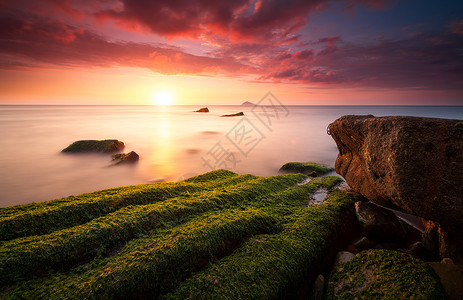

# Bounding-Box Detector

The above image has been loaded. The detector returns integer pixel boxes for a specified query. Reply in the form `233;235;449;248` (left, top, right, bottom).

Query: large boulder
62;139;124;153
328;115;463;234
194;107;209;112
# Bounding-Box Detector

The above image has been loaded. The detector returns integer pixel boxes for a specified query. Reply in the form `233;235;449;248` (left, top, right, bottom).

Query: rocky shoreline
0;115;460;299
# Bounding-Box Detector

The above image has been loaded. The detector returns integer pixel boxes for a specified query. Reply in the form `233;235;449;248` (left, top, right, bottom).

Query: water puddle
297;177;313;185
308;188;329;205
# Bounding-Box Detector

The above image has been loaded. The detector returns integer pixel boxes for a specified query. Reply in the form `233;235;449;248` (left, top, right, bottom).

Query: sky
0;0;462;105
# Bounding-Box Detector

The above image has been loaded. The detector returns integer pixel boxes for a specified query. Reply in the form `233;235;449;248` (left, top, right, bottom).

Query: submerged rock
279;162;332;176
221;112;244;117
62;139;124;153
111;151;139;164
329;115;463;260
195;107;209;113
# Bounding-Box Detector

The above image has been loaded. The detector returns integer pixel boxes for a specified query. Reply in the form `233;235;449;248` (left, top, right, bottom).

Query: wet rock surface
194;107;209;112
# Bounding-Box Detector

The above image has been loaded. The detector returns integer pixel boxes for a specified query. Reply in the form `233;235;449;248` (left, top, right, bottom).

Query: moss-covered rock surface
61;139;124;153
326;249;448;299
279;162;333;176
0;169;354;299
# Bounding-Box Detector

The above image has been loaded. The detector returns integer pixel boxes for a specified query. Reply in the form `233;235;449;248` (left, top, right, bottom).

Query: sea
1;105;462;207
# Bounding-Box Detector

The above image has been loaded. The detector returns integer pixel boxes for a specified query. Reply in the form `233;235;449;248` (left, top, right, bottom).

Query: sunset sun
153;91;174;105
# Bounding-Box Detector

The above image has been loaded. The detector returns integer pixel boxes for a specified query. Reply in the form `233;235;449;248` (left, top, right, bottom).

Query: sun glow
152;91;174;105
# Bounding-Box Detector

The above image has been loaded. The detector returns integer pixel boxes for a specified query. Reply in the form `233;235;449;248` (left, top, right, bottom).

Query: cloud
1;0;461;92
259;32;463;90
0;14;243;74
96;0;391;43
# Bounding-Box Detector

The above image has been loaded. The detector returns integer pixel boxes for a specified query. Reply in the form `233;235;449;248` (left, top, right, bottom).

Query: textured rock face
329;115;463;232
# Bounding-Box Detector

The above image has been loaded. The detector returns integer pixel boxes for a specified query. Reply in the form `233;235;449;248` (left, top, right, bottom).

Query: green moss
325;249;448;299
162;190;355;299
0;173;304;286
0;170;241;241
0;171;351;299
3;209;280;299
61;139;124;153
279;162;333;176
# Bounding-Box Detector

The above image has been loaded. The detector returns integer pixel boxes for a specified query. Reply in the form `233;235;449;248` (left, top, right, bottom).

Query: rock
407;241;437;261
428;259;463;300
421;219;463;263
62;139;124;153
241;101;256;106
346;244;359;254
221;112;244;117
112;151;139;164
329;115;463;228
279;162;332;176
333;251;355;268
326;249;448;299
355;201;406;244
329;115;463;260
309;274;324;300
195;107;209;112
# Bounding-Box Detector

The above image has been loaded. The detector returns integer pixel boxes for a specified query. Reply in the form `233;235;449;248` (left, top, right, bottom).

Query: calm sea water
1;105;462;207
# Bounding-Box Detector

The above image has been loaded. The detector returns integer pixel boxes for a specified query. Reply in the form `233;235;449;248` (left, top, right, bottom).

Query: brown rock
422;219;463;263
329;115;463;233
195;107;209;112
428;259;463;300
112;151;139;165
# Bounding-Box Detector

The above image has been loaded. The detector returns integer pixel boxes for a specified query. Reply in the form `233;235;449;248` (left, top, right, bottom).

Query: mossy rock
326;249;448;299
0;172;352;298
279;162;332;176
62;139;124;153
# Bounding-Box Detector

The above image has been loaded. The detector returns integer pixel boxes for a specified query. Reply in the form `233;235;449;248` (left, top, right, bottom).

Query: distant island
241;101;256;106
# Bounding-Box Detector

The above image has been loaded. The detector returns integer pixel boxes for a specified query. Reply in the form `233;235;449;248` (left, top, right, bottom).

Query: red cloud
0;15;243;74
2;0;460;93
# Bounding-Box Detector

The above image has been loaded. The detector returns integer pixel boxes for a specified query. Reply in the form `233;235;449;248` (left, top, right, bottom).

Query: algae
61;139;124;153
325;249;448;299
0;170;351;299
279;162;333;176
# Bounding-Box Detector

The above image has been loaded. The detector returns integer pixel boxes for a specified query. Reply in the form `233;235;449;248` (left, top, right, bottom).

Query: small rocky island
221;112;244;117
62;139;139;165
194;107;209;112
62;139;125;153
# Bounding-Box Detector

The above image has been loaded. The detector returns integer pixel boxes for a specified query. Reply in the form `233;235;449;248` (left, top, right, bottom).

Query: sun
152;91;174;105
